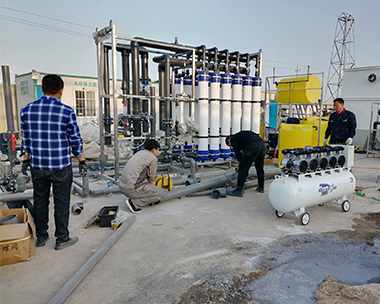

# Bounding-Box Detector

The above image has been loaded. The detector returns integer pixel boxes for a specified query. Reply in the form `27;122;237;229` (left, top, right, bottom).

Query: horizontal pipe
73;178;121;196
0;191;34;202
116;35;195;52
162;171;238;202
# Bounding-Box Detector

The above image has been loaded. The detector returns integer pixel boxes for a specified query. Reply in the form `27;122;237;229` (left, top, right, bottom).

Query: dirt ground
176;211;380;304
1;154;379;304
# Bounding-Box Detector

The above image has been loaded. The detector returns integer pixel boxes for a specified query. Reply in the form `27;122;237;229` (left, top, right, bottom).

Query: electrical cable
0;15;91;38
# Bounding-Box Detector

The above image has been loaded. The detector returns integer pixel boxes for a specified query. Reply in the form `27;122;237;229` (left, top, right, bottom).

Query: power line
0;5;133;38
1;6;95;30
0;15;92;38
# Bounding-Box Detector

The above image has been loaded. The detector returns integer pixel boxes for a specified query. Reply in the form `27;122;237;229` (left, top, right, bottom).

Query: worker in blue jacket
323;97;357;145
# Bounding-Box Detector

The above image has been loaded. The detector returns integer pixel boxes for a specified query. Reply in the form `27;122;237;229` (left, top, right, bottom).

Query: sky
1;0;379;90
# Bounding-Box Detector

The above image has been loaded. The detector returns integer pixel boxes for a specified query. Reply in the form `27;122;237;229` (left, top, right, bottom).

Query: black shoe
36;237;49;247
229;189;243;197
256;187;264;193
126;199;142;214
55;237;78;251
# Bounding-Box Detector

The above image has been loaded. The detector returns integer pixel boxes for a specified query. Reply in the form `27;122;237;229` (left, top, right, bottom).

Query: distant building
15;71;123;126
342;66;380;150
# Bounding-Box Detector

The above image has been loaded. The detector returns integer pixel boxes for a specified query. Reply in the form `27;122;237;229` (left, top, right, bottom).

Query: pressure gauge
368;73;377;83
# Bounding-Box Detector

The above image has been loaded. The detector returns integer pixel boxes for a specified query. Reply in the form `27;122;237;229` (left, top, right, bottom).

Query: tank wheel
275;210;285;218
341;200;350;212
319;203;324;206
300;212;310;225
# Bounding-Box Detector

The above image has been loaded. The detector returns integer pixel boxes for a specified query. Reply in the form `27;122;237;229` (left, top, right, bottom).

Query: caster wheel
300;212;310;225
275;210;285;218
319;203;324;206
341;200;350;212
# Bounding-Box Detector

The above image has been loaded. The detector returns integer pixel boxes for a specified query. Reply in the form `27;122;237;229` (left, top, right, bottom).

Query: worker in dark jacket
226;131;266;197
324;97;357;145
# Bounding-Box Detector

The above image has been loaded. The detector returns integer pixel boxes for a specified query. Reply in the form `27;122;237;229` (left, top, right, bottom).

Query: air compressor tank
269;145;355;225
269;169;355;223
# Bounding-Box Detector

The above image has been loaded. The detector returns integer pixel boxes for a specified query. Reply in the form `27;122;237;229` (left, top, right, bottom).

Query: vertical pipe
121;50;130;115
150;86;156;137
1;65;15;131
183;73;192;120
111;23;120;180
174;73;183;124
197;70;209;162
96;41;105;174
220;73;232;159
191;50;196;118
103;48;112;145
141;53;149;133
131;41;140;98
158;64;165;97
164;55;171;147
241;76;252;130
141;52;149;81
131;41;141;137
209;72;221;161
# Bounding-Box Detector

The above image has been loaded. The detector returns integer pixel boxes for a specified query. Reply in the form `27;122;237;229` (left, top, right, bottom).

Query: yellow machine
156;174;173;191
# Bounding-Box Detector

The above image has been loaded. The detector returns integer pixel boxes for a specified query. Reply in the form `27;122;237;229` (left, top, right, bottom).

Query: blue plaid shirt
20;95;83;171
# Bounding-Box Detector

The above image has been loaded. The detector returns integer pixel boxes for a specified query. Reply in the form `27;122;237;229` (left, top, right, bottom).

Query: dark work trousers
236;142;265;191
31;165;73;242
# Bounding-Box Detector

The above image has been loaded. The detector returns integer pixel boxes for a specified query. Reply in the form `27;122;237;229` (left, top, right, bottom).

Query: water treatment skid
93;21;263;178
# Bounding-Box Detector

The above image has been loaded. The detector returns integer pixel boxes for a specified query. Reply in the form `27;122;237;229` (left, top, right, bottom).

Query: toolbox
98;206;119;227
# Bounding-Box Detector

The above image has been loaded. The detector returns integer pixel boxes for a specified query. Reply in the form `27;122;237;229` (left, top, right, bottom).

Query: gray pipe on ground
47;215;136;304
162;171;238;202
0;192;34;202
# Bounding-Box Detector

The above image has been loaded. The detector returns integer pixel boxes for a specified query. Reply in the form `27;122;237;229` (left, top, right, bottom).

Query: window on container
75;90;96;117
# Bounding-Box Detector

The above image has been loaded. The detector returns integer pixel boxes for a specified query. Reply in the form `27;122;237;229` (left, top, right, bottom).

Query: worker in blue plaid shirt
20;74;87;250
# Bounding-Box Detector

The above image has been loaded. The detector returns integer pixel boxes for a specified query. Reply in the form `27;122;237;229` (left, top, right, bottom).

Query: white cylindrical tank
197;71;209;162
268;169;356;214
242;76;252;130
251;77;262;134
174;74;183;124
209;72;221;161
231;74;242;134
220;73;232;159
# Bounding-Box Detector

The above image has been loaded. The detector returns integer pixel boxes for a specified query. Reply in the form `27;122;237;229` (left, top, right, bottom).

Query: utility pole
325;12;355;104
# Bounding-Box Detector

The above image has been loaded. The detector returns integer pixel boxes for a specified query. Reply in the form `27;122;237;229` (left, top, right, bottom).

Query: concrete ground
1;154;380;304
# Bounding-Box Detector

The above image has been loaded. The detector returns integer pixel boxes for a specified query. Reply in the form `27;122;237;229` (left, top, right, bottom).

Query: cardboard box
0;208;36;266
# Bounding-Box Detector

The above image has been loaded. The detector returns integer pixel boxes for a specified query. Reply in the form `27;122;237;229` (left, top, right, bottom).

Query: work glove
79;160;88;175
345;137;353;145
323;138;328;146
22;159;31;175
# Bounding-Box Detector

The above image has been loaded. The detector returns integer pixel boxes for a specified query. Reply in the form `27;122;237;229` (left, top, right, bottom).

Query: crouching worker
119;139;168;214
